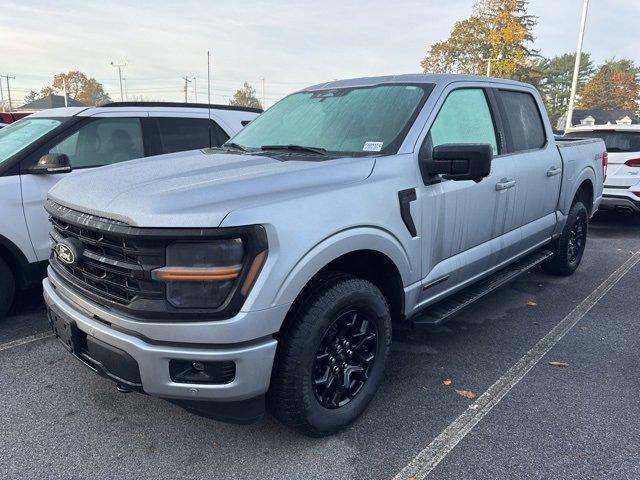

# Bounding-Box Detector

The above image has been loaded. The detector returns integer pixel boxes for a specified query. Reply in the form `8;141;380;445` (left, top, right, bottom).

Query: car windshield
228;84;431;156
564;130;640;153
0;118;62;167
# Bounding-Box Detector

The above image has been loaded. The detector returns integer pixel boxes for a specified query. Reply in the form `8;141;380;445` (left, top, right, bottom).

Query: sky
1;0;639;108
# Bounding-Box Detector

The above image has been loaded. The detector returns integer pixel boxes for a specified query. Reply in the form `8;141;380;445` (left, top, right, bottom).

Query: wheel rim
568;215;586;264
312;310;378;409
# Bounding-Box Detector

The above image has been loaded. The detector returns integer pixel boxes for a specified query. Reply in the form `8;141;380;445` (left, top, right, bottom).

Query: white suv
0;102;261;317
565;124;640;213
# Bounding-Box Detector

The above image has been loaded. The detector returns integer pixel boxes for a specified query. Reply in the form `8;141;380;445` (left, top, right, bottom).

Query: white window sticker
363;141;383;152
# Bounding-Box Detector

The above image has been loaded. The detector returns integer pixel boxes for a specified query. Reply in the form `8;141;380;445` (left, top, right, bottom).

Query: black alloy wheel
312;310;378;409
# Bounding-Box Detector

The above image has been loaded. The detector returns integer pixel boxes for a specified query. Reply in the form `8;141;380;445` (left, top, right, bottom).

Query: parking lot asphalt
1;211;639;480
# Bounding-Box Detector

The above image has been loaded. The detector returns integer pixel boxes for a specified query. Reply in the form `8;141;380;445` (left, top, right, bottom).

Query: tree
77;78;111;106
41;71;111;106
578;59;640;110
421;0;538;80
229;82;262;109
23;90;40;105
536;53;594;123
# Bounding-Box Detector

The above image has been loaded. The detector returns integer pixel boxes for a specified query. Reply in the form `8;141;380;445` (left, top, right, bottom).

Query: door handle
495;178;516;191
546;166;562;177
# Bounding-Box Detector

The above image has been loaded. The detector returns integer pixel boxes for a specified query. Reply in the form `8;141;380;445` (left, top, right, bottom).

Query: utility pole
123;77;128;101
260;77;265;108
566;0;590;131
0;74;15;111
62;77;68;107
110;61;127;101
481;58;499;77
182;76;192;103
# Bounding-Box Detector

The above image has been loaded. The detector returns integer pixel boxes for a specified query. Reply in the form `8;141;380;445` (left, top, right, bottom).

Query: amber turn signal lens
241;251;267;296
153;265;242;282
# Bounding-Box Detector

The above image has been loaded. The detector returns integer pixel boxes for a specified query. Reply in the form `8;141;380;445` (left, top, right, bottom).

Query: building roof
18;94;87;111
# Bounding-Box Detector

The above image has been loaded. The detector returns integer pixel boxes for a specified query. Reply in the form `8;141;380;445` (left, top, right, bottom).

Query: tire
268;273;392;437
544;201;589;276
0;256;15;320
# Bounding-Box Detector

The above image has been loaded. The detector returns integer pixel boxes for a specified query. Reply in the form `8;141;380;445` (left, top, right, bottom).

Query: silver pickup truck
43;74;605;436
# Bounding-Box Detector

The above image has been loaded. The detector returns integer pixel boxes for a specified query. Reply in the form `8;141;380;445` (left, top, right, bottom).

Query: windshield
564;130;640;153
0;118;62;167
228;84;431;155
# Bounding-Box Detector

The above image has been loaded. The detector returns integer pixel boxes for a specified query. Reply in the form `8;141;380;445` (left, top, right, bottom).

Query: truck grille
46;201;165;306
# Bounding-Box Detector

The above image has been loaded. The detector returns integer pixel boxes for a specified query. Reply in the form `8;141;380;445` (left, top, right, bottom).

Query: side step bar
411;249;554;327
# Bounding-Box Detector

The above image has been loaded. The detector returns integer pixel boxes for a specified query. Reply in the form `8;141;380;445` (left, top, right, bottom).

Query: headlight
152;239;247;309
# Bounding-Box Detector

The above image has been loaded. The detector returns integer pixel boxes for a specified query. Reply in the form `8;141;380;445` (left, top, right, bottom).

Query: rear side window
497;90;546;152
564;131;640;153
155;117;229;154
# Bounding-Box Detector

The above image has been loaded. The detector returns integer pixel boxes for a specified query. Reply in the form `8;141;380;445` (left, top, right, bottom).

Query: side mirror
27;154;72;175
425;144;493;182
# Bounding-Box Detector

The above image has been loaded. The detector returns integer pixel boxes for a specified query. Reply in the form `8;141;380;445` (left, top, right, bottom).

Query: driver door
417;87;516;305
21;113;147;262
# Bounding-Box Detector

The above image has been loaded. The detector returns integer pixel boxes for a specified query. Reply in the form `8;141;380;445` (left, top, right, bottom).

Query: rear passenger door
494;89;562;255
147;115;230;155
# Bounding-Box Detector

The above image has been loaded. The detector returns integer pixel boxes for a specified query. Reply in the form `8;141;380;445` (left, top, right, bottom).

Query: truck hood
48;149;375;227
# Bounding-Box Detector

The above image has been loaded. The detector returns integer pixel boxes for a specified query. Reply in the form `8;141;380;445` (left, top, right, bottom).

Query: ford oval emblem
55;242;76;265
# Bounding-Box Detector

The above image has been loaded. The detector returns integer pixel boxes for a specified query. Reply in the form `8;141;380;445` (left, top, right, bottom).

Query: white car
0;123;8;129
565;125;640;213
0;102;261;318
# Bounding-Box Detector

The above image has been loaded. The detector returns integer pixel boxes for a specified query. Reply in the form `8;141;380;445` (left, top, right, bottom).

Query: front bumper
601;187;640;212
43;270;283;421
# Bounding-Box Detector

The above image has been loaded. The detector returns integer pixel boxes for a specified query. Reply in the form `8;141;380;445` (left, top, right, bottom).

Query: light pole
110;61;127;101
193;76;197;103
566;0;590;131
260;77;265;108
123;77;128;101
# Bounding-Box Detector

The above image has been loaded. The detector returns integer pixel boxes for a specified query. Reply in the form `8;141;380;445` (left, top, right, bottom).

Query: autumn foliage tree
421;0;537;80
578;59;640;110
42;71;111;106
229;82;262;109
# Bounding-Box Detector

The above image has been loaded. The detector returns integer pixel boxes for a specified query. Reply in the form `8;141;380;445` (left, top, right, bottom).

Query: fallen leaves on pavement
455;388;478;400
548;361;569;368
526;300;537;306
442;378;453;386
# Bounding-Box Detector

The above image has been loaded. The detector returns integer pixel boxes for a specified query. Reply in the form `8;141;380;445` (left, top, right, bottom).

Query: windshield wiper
223;142;249;152
260;144;327;155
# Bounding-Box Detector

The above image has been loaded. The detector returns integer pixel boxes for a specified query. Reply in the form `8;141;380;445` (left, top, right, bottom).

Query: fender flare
271;226;414;308
563;165;596;215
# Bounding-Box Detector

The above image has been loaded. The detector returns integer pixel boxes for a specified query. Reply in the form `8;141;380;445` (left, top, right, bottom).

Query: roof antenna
207;50;212;149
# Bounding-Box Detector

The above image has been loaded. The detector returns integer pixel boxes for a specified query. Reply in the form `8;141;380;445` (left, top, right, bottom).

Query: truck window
49;118;144;168
428;88;498;155
155;117;229;154
228;84;432;155
0;118;61;167
497;90;546;152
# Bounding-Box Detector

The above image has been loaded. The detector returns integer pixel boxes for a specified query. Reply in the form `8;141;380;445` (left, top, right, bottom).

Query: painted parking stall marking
393;251;640;480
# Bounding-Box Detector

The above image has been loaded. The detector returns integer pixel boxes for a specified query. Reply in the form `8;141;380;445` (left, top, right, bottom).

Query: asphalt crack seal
393;251;640;480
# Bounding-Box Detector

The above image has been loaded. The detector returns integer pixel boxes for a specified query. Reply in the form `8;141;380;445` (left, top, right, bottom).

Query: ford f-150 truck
43;74;605;436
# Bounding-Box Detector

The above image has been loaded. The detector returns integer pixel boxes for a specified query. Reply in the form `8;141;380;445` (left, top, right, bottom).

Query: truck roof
303;73;533;92
26;103;262;119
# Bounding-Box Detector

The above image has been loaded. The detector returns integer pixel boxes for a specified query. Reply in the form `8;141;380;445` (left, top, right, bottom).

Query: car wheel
0;256;15;319
268;273;392;437
544;201;588;276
